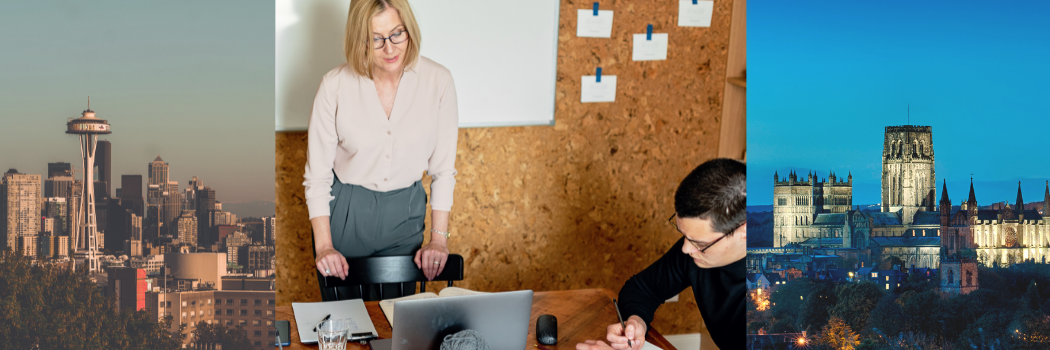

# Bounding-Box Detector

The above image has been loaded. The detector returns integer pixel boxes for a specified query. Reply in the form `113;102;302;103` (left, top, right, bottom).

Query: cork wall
276;0;738;338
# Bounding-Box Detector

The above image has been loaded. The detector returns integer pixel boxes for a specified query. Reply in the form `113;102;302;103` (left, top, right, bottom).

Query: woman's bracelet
430;228;451;240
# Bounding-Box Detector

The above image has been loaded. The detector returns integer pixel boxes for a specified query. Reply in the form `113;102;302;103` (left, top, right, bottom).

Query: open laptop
370;290;534;350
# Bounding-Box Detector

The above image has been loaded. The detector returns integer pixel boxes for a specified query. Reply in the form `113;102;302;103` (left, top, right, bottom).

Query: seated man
577;158;745;350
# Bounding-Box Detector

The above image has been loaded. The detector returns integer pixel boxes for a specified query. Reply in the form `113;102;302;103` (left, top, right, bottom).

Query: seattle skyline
0;1;274;213
749;0;1050;206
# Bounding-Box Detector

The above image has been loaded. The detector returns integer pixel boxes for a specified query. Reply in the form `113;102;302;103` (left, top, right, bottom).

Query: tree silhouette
0;249;185;349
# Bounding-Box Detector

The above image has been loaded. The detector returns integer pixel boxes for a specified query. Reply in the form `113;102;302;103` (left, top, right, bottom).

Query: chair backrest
321;254;464;300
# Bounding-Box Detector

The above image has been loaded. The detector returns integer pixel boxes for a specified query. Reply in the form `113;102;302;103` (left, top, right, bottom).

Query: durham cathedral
772;125;1050;280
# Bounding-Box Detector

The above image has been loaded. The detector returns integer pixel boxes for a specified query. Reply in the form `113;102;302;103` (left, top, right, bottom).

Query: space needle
66;99;110;273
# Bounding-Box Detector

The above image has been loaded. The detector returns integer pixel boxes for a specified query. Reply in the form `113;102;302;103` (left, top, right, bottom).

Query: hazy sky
0;1;274;205
749;0;1050;206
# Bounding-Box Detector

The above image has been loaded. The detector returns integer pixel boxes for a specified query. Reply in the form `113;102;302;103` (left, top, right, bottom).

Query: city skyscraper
66;103;111;273
44;175;75;198
120;174;143;217
147;156;168;206
1;170;41;251
47;162;71;179
95;140;112;200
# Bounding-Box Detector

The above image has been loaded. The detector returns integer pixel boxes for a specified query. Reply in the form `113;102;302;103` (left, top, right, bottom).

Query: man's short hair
674;158;746;234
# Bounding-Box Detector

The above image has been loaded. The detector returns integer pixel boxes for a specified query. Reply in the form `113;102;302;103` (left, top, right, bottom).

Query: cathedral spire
967;177;977;205
774;171;779;182
1044;180;1049;216
1017;181;1025;222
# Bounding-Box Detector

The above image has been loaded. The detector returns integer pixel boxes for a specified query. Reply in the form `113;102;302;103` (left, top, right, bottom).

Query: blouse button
384;178;388;181
387;131;391;135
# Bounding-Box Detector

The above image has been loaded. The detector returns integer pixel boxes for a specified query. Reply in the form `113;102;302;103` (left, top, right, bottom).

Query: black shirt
618;237;745;349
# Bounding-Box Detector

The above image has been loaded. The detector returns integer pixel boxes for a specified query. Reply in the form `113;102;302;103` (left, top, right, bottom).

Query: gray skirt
328;176;426;257
319;175;426;301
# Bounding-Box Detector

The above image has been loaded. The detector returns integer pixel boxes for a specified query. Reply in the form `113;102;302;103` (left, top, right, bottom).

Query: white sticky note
577;9;614;38
581;75;617;103
632;33;668;61
679;0;714;27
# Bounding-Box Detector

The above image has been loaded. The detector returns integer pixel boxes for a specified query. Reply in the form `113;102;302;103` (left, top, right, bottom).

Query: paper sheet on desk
291;299;377;344
378;287;488;326
641;340;664;349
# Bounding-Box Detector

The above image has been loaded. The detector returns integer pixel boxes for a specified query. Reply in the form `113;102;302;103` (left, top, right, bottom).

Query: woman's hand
316;247;348;280
414;236;449;281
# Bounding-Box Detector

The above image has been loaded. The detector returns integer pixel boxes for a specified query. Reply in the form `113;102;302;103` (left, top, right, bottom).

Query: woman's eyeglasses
373;30;408;49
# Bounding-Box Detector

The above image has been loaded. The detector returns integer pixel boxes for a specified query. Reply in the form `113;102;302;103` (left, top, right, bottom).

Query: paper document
678;0;714;27
577;9;614;38
291;299;377;344
642;340;664;349
581;76;617;103
632;33;669;61
378;287;488;326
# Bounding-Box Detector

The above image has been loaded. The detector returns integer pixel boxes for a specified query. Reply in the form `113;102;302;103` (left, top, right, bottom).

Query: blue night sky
0;1;274;209
748;1;1050;207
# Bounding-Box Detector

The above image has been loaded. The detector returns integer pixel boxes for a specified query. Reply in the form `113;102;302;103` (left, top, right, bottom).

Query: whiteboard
276;0;560;131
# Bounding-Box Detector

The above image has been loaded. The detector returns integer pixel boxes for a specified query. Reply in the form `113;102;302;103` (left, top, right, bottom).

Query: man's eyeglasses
668;213;742;254
373;30;408;49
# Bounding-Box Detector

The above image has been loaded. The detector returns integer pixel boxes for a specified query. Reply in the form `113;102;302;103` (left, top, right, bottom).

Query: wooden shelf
727;76;746;88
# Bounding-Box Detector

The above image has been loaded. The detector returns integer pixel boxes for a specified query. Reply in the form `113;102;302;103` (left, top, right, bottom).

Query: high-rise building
195;187;216;246
225;232;251;265
44;175;75;198
107;267;148;312
147;156;168;205
120;175;143;217
176;210;198;248
882;125;937;223
95;140;112;199
66;103;111;273
47;162;72;179
44;197;68;236
17;236;38;258
163;181;182;233
238;245;275;276
2;170;42;251
263;217;276;246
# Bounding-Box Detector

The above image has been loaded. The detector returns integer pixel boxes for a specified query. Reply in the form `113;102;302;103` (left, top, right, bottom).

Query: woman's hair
344;0;422;79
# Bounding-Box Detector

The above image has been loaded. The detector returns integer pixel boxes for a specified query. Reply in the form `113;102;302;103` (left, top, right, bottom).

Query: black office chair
319;254;464;301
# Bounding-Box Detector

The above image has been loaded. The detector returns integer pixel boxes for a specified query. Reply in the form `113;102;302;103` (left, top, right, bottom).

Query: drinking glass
317;318;350;350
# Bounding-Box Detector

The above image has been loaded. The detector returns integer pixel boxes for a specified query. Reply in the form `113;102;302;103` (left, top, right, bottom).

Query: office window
181;312;186;318
227;299;234;304
268;331;275;337
255;299;262;306
215;310;221;316
253;320;260;326
208;310;212;316
268;300;275;306
228;309;234;315
240;299;247;306
190;311;195;317
239;320;246;326
267;321;273;326
226;320;233;326
182;301;187;307
254;341;261;346
267;310;273;316
215;299;221;305
240;310;248;316
207;299;212;305
255;331;262;336
255;310;261;316
191;300;196;306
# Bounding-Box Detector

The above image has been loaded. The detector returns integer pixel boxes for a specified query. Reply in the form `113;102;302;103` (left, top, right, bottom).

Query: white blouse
303;57;458;219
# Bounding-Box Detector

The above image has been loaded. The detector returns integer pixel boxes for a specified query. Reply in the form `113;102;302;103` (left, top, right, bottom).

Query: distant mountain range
222;200;275;218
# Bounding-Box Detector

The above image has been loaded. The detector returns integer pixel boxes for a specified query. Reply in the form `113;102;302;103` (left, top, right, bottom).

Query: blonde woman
303;0;458;301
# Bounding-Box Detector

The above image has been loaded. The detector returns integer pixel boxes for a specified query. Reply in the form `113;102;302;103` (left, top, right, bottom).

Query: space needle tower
66;99;110;273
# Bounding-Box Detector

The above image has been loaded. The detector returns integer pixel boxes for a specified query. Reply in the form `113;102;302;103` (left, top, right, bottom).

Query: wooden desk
277;289;677;350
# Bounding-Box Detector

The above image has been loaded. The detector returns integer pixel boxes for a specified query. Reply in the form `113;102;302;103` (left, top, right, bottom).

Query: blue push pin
596;67;602;83
593;2;599;16
646;24;653;41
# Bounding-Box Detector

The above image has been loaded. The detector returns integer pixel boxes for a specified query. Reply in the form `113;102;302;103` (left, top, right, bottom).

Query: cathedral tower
882;125;936;224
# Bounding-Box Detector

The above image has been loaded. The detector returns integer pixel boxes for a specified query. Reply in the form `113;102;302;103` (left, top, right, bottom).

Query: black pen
612;298;632;349
312;314;332;332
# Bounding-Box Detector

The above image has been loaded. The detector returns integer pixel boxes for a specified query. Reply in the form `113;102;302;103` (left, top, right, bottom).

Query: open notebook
378;287;487;326
290;299;378;344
